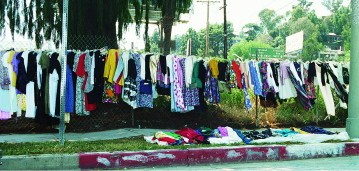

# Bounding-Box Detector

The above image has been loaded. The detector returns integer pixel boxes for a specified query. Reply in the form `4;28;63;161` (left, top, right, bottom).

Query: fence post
59;0;69;145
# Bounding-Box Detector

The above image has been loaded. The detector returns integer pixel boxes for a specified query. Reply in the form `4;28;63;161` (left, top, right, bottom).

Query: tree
258;9;282;34
1;0;192;50
289;17;323;60
149;29;160;53
322;0;344;13
290;0;313;21
179;28;201;56
1;0;144;48
228;40;271;60
176;23;236;57
153;0;192;55
241;23;262;41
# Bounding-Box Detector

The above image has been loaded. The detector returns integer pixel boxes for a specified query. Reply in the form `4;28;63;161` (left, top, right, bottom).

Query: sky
0;0;351;50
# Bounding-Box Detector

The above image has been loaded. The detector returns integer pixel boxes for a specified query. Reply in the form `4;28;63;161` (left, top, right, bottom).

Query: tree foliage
228;40;271;60
176;23;236;57
236;0;351;61
0;0;192;50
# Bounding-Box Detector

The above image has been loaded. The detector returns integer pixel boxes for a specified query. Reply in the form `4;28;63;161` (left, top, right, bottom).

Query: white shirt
49;70;59;117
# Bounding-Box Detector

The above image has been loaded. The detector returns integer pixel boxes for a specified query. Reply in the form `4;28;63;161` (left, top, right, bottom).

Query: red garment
157;137;176;144
76;53;97;111
75;53;86;77
85;94;97;111
175;128;204;144
231;61;243;89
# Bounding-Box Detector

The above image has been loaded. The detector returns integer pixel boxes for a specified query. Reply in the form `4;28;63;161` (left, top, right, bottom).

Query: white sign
285;31;304;53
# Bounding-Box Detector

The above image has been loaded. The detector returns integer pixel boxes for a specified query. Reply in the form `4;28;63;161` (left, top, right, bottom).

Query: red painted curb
79;149;188;169
187;146;286;165
78;142;359;169
344;143;359;156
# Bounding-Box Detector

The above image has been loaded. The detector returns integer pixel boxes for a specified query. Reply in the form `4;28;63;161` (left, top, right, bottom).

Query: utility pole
346;0;359;138
223;0;227;59
197;0;219;57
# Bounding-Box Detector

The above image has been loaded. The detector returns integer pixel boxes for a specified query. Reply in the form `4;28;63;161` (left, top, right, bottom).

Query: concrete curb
79;142;359;169
1;142;359;170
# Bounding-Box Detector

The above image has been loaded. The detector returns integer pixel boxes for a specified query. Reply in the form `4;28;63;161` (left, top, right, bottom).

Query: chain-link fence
0;35;348;134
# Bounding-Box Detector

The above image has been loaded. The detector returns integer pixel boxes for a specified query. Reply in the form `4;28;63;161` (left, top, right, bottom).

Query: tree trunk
144;0;150;52
162;0;176;55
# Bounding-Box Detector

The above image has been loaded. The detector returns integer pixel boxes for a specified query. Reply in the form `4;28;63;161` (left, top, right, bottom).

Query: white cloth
337;63;344;84
36;52;42;89
140;54;146;80
2;51;17;113
278;62;297;99
290;62;303;84
22;51;30;72
150;55;159;83
122;51;130;79
0;52;11;113
253;131;349;144
315;63;335;117
25;82;36;118
208;127;242;145
49;70;59;117
166;55;174;84
185;56;195;86
267;63;279;93
90;52;95;84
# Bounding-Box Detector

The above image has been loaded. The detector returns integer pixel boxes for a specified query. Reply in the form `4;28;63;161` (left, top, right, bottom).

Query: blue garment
233;129;252;144
113;52;124;82
65;65;74;113
249;61;262;96
139;80;152;94
301;126;334;135
273;129;298;137
242;73;252;111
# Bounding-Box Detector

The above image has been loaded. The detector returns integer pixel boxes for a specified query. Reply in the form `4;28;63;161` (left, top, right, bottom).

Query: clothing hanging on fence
0;47;351;123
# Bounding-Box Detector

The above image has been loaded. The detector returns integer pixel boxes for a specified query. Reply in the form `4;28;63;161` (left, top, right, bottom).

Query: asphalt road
143;156;359;171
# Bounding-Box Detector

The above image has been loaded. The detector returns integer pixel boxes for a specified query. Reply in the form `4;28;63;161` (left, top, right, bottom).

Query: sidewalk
0;128;165;143
1;128;358;170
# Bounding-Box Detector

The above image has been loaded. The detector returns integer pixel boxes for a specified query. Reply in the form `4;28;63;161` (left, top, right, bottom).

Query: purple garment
0;111;11;120
218;126;228;137
279;61;291;85
11;52;20;74
11;53;21;94
173;56;185;110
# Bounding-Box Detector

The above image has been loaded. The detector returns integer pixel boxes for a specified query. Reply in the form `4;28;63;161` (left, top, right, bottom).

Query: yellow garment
118;76;124;86
103;49;119;83
7;51;16;87
17;94;26;111
291;127;310;134
209;59;219;78
65;113;70;123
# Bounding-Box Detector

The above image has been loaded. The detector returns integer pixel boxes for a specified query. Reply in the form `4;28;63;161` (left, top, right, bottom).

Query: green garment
39;51;50;115
163;132;182;140
190;61;202;88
